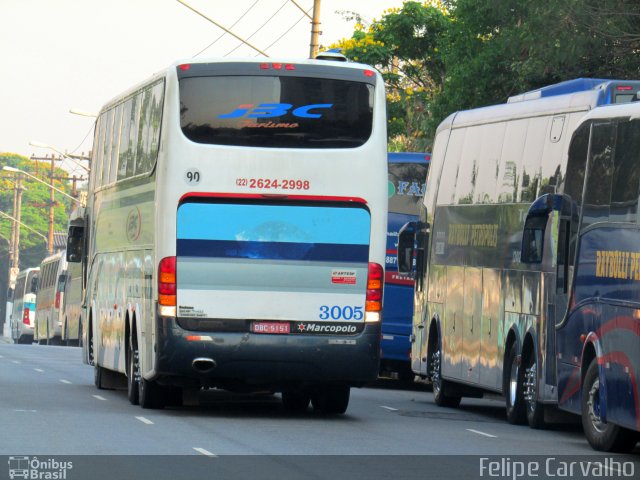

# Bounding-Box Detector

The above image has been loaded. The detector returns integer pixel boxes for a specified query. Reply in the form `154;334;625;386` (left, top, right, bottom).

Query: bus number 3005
236;178;310;190
319;305;364;321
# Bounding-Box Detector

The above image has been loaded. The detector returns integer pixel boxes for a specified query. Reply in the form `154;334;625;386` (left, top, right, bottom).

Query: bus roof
508;78;640;104
437;89;601;134
388;152;431;164
576;98;640;123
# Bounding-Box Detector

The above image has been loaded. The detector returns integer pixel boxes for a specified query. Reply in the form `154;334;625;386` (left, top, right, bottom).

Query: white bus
10;267;39;344
35;251;67;345
67;57;388;412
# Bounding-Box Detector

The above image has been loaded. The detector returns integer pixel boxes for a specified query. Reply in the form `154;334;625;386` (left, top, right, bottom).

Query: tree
0;152;75;325
330;0;640;149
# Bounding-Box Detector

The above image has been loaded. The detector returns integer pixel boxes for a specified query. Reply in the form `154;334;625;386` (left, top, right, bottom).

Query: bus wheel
311;385;350;414
127;343;140;405
94;364;106;389
581;359;638;452
505;343;526;424
139;376;166;410
430;349;461;408
524;356;545;429
282;389;311;412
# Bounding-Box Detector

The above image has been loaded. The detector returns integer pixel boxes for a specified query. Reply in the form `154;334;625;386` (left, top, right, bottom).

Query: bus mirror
67;220;85;263
397;222;418;274
521;193;563;263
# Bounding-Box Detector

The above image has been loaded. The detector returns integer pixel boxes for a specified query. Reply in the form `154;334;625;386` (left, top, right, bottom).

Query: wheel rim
430;350;442;394
587;378;607;433
524;360;537;412
509;356;519;406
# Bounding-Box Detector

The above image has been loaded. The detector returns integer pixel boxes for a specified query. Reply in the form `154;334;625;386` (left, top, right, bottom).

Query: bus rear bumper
154;316;381;389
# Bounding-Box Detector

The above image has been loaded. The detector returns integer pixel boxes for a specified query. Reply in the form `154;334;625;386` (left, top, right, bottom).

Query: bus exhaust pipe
192;358;216;373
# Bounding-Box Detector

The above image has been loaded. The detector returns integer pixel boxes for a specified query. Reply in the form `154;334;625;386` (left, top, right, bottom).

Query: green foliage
0;152;74;271
330;0;640;150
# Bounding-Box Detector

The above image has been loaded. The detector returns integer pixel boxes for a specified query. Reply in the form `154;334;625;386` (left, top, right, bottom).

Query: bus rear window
179;76;374;148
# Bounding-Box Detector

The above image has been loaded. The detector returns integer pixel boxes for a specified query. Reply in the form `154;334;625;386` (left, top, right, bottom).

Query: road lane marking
11;360;21;364
0;355;4;358
60;379;72;384
193;447;217;457
136;416;154;425
13;409;37;412
380;405;399;411
34;368;44;373
466;428;497;438
92;395;107;401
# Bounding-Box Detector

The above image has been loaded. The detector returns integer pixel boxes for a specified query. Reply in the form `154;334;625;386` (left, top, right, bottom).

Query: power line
262;5;313;54
176;0;269;57
225;0;289;57
194;0;260;57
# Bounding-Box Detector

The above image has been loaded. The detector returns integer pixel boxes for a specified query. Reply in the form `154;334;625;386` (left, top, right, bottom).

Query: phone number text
236;178;310;190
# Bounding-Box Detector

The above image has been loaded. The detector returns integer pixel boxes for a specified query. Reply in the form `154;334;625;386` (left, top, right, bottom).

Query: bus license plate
251;322;290;334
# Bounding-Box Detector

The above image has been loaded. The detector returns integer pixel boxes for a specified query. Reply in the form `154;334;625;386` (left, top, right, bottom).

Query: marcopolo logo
8;456;73;480
296;322;359;334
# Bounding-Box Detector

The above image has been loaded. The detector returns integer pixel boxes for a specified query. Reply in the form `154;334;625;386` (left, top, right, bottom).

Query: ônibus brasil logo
218;103;333;119
8;456;73;480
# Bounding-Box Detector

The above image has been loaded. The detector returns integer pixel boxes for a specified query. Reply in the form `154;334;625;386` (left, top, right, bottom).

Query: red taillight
55;292;61;309
23;308;30;326
363;70;375;77
179;64;191;71
158;256;177;306
616;85;633;91
365;262;384;312
259;63;295;71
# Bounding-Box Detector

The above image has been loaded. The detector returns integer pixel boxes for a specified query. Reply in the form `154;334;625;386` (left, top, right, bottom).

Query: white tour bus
10;267;39;344
67;57;388;412
35;251;68;345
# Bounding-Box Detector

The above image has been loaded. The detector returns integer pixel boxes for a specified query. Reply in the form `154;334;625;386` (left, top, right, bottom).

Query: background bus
34;251;67;345
381;152;430;381
10;268;39;344
397;79;640;444
68;57;388;413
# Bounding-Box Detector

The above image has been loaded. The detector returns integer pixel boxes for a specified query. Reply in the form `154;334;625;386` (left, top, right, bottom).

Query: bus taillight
23;308;30;326
158;256;177;315
365;262;384;322
55;292;61;309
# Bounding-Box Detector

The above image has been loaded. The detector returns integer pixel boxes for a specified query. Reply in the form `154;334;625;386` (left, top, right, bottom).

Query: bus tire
282;389;310;412
139;377;166;410
581;359;638;452
94;364;106;390
431;348;461;408
505;343;526;425
127;343;140;405
524;353;545;429
311;385;350;414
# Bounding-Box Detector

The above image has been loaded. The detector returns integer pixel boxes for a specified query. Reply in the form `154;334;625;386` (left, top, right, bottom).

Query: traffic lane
0;343;200;455
1;343;638;457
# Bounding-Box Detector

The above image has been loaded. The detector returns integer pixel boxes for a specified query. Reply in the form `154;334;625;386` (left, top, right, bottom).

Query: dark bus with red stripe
549;101;640;452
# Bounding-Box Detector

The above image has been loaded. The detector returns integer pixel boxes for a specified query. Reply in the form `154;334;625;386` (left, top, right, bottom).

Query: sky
0;0;405;176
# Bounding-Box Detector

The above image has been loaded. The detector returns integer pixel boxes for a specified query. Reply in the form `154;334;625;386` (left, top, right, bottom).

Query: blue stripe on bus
177;239;369;262
177;203;371;245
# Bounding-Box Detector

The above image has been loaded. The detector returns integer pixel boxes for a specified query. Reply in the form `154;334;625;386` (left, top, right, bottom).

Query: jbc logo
218;103;333;119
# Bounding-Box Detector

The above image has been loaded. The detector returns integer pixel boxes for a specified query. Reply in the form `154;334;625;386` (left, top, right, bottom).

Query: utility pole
309;0;322;59
30;154;62;255
11;174;24;271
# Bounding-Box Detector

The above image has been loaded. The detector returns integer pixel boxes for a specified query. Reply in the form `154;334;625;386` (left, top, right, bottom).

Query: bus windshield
179;75;374;148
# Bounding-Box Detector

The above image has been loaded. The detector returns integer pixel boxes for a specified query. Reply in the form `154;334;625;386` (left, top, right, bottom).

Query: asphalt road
0;339;638;479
